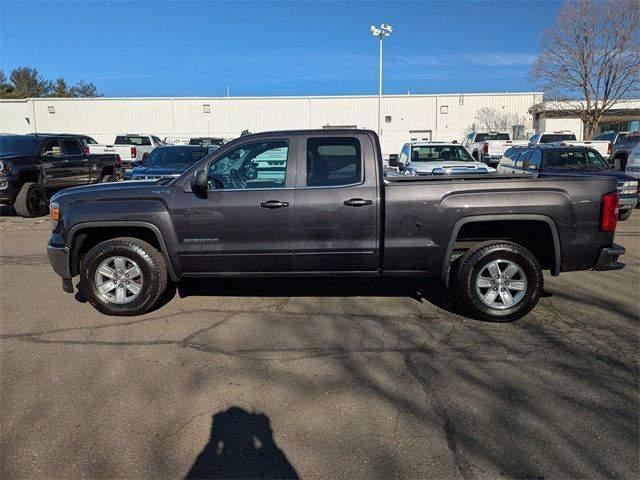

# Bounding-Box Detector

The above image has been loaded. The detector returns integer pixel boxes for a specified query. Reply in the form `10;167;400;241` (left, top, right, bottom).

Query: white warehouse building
0;92;543;155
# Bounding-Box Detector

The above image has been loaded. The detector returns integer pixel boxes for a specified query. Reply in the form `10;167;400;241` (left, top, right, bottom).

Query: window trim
204;137;293;191
40;139;64;157
61;138;84;157
301;136;364;188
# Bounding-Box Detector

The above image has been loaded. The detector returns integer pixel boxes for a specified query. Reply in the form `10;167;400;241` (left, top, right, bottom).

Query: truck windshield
618;134;640;145
142;147;209;166
0;136;40;155
539;133;577;143
475;133;510;142
410;145;474;162
544;150;608;171
115;136;152;146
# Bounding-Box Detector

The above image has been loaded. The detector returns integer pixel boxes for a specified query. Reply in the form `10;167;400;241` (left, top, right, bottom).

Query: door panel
61;139;90;184
39;139;68;187
172;189;295;273
293;135;379;272
171;137;296;274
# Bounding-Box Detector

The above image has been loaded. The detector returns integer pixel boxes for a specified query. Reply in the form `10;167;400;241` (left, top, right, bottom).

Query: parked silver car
389;142;496;176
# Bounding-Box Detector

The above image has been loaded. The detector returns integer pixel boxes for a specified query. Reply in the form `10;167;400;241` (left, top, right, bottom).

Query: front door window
207;140;289;190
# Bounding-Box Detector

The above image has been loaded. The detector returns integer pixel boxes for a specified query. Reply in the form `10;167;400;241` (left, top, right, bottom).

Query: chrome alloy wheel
475;259;527;310
94;256;143;304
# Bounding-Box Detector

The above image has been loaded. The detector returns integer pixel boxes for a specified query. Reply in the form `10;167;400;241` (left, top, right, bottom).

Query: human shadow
186;407;299;480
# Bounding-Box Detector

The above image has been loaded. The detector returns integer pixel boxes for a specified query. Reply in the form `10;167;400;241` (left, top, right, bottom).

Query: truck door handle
343;198;373;207
260;200;289;209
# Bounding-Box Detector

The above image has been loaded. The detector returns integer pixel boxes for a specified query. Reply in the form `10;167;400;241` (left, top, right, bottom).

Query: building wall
0;92;542;155
536;117;585;139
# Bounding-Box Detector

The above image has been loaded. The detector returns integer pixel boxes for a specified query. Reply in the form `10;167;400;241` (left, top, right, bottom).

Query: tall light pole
370;23;392;137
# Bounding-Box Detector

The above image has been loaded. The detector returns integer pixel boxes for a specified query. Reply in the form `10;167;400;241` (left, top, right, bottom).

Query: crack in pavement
404;352;472;480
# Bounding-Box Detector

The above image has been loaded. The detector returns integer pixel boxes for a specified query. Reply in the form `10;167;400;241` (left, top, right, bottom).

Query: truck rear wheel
101;174;115;183
79;237;168;316
454;241;543;322
14;182;48;218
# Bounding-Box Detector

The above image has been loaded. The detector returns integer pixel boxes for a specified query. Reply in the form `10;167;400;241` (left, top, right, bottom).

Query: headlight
620;180;638;195
0;160;11;175
50;202;59;229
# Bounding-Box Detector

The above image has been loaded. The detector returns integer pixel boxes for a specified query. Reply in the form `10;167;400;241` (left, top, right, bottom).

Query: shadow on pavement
186;406;298;480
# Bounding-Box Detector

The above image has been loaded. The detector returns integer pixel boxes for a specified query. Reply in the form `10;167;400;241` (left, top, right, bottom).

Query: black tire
101;174;115;183
14;182;48;218
619;209;633;221
455;241;543;322
79;237;168;316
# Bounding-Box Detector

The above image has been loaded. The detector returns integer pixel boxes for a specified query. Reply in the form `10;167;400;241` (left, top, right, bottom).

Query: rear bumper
593;244;626;271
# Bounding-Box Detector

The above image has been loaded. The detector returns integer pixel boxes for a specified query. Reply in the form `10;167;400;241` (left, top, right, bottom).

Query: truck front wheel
79;237;168;316
14;182;48;217
454;242;543;322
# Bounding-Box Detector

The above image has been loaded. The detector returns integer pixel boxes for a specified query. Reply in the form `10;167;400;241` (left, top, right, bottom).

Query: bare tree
472;107;529;137
530;0;640;139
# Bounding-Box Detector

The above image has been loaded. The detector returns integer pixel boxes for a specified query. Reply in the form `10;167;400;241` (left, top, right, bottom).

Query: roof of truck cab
253;128;378;136
409;141;462;147
507;144;596;151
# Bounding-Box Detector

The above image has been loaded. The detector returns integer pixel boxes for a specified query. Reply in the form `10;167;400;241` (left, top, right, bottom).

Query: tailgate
88;144;133;159
487;140;517;156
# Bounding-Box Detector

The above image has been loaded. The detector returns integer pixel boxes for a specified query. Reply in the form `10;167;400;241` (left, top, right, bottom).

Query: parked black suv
498;145;639;220
0;134;122;217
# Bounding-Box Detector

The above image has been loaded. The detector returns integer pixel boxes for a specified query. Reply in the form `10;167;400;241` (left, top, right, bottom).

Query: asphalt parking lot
1;210;638;479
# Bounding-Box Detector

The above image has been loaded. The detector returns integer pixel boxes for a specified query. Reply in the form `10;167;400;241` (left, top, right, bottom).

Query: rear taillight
600;191;619;232
84;145;90;155
130;146;137;158
115;155;122;168
607;142;612;156
483;142;488;154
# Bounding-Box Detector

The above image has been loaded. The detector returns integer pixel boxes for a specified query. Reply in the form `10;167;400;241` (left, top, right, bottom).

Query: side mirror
191;169;208;192
388;154;399;167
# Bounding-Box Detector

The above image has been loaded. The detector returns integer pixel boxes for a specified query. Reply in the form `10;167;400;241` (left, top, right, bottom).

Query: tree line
0;67;102;99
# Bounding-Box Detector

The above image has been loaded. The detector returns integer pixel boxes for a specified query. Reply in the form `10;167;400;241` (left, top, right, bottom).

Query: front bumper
483;156;502;168
0;175;21;203
618;195;638;211
47;243;74;293
593;244;625;271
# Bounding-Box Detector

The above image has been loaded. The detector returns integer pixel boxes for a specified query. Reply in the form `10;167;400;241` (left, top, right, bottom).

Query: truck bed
383;173;618;276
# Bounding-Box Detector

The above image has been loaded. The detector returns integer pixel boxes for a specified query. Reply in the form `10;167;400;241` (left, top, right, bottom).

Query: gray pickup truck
47;129;625;321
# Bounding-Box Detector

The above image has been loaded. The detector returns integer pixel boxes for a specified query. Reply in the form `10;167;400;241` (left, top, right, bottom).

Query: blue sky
0;0;562;97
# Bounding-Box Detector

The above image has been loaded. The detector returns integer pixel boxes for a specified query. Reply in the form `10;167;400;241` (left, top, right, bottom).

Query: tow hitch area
594;244;626;271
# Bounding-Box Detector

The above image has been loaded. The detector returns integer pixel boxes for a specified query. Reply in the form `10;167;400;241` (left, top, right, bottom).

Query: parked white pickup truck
462;132;528;167
528;131;612;160
88;134;164;170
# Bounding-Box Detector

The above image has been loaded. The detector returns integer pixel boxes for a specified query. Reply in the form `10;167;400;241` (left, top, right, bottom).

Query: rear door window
306;137;362;187
61;139;83;156
539;133;577;143
115;136;152;146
